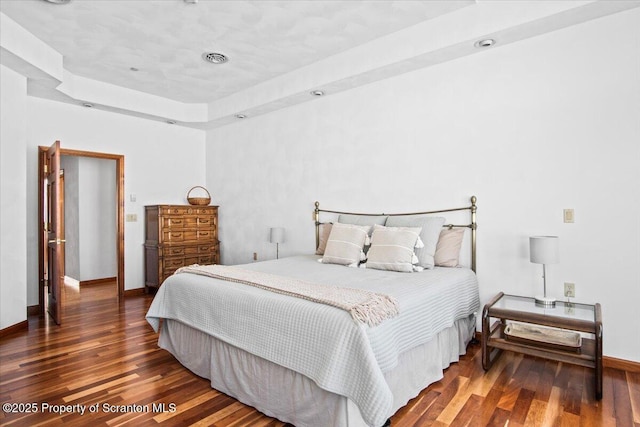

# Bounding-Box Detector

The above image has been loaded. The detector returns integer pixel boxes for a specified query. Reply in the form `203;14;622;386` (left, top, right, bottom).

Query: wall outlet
253;252;258;261
564;208;575;223
564;282;575;298
564;302;575;315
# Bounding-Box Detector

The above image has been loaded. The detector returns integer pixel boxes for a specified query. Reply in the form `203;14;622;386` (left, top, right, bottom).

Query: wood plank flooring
1;282;637;426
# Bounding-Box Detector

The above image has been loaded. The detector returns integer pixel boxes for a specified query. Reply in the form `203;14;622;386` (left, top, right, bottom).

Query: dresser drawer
162;256;199;277
161;230;187;243
198;243;218;254
195;229;215;241
161;206;218;216
160;217;187;228
163;258;186;270
164;246;185;257
184;215;216;228
198;255;215;265
161;229;216;243
181;243;219;255
161;215;217;229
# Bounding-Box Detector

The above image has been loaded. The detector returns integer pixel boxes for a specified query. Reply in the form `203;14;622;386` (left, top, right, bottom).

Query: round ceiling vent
474;39;496;48
202;52;229;64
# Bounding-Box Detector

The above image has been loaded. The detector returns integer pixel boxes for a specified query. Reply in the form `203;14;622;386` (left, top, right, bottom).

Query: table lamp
270;227;285;259
529;236;559;307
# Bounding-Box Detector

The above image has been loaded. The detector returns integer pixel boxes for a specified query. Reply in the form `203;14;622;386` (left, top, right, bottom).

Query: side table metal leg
595;322;603;400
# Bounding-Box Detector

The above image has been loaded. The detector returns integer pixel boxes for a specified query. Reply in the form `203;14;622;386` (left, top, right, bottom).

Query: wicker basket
186;186;211;206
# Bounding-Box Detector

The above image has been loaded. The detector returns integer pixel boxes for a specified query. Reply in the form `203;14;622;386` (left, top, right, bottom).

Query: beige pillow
315;223;333;255
321;223;371;267
435;228;465;267
366;225;423;272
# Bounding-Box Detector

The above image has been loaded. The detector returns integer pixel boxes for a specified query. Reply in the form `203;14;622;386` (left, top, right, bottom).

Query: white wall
206;9;640;361
26;97;207;300
60;156;80;280
0;65;28;329
77;157;117;281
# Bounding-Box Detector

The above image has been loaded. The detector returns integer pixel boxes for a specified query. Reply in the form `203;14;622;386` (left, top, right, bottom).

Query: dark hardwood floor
1;282;637;426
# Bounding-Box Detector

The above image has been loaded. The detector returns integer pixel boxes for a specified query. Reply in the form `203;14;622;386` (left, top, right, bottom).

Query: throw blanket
175;264;399;327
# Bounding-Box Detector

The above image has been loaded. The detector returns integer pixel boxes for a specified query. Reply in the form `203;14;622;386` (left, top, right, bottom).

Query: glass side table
482;292;602;399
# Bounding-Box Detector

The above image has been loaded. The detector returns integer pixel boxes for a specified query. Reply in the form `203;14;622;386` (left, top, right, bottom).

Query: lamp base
535;295;556;308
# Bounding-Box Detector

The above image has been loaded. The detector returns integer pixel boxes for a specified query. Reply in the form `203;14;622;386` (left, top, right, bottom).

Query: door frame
39;145;125;315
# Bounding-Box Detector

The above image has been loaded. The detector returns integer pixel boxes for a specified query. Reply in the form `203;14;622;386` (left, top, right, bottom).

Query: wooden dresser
144;205;219;291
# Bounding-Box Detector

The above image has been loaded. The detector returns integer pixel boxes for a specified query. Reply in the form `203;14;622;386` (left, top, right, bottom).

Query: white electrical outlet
564;282;575;298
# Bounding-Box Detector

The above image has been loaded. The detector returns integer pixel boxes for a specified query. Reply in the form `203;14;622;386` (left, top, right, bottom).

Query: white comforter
146;255;479;427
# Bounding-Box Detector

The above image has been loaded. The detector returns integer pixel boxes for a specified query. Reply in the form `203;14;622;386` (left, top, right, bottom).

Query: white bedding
159;315;475;427
146;255;480;426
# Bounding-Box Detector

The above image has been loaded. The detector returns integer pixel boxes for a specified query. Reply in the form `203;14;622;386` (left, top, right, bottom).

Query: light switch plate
126;214;137;222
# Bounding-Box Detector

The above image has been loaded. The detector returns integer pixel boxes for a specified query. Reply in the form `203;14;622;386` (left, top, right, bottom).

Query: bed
146;196;480;427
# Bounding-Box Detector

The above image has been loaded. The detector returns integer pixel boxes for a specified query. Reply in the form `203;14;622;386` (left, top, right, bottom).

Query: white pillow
385;215;446;269
321;223;371;267
365;225;423;272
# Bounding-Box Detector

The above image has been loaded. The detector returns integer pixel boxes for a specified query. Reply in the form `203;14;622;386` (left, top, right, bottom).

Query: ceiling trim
2;2;639;130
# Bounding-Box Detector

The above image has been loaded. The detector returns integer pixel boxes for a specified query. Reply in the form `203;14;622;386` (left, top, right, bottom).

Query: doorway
38;143;125;324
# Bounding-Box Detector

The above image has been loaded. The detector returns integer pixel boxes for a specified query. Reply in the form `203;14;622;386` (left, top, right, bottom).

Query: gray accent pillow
385;215;446;269
338;214;387;233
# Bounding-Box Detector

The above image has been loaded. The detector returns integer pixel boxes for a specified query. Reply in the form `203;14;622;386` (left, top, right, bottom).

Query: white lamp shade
270;227;285;244
529;236;559;264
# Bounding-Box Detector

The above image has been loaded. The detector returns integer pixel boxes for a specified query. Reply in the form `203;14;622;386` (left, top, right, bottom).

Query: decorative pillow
435;228;465;267
315;223;333;255
385;215;446;269
321;223;371;267
338;214;387;234
365;225;423;272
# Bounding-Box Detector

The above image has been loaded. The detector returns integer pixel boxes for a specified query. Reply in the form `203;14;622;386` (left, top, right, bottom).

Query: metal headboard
314;196;477;272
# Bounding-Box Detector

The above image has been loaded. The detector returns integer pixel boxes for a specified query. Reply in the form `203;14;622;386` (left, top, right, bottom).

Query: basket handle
187;186;211;199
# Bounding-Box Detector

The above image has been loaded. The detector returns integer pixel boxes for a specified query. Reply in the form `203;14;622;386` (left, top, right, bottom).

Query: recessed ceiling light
43;0;71;4
310;90;325;97
184;0;198;3
202;52;229;64
82;102;93;108
235;114;247;119
130;67;139;72
474;39;496;48
166;120;176;125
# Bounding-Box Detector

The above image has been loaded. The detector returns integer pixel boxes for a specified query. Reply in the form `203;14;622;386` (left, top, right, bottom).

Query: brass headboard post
314;201;320;250
471;195;477;273
314;196;477;272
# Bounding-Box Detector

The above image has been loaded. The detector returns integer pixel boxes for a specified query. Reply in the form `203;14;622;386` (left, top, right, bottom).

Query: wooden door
45;141;64;325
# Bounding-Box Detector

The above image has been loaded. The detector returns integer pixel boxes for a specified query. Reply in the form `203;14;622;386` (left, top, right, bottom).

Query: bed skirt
158;314;476;427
